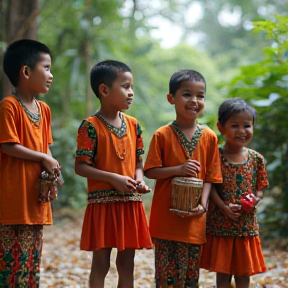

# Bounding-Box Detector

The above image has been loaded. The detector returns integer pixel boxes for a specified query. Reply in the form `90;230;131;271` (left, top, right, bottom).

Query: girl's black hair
218;97;256;126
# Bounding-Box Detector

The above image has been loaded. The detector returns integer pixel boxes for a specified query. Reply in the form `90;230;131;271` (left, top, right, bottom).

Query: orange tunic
144;124;222;244
0;95;53;225
75;113;152;251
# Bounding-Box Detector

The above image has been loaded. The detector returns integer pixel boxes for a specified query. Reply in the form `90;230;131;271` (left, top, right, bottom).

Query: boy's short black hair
218;97;256;126
90;60;132;98
169;69;206;96
3;39;51;87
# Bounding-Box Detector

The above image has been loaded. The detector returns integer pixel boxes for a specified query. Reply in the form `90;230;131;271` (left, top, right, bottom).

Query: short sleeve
0;99;20;144
136;122;144;162
144;131;163;171
75;120;97;165
256;154;269;191
201;129;222;183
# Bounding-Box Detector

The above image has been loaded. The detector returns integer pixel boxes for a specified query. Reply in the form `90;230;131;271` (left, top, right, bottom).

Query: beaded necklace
12;93;41;126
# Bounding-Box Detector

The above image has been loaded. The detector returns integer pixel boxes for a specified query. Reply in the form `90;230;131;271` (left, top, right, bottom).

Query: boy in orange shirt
74;60;152;288
0;39;59;287
144;69;222;288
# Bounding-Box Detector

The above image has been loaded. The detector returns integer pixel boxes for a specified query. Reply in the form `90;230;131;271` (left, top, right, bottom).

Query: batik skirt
153;238;200;288
0;224;43;288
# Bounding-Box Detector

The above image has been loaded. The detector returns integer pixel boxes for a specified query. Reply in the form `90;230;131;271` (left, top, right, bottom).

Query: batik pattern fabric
0;225;43;288
153;238;200;288
206;147;269;237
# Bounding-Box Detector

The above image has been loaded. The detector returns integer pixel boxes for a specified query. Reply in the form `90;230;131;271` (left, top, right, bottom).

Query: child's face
27;53;53;94
167;80;205;122
218;111;254;149
106;71;134;111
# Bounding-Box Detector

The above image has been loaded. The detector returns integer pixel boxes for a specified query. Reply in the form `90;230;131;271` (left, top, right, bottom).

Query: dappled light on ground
40;209;288;288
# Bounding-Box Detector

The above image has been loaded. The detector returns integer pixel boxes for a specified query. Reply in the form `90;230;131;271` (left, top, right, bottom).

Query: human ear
167;93;175;104
99;83;108;97
217;122;225;134
22;66;29;77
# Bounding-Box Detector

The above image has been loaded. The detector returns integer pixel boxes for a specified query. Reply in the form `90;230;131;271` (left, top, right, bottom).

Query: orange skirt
80;201;152;251
200;235;266;276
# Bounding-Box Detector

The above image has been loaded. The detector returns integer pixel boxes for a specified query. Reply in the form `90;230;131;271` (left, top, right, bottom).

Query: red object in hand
240;192;260;212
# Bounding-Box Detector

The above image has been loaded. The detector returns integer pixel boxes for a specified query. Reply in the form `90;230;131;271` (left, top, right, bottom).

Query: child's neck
173;119;197;140
14;89;36;104
97;109;121;128
223;144;247;163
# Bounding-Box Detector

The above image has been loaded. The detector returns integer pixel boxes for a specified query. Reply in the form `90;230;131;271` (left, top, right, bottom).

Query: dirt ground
39;209;288;288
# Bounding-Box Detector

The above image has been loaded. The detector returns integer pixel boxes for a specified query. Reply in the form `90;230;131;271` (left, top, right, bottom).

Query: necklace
12;93;41;126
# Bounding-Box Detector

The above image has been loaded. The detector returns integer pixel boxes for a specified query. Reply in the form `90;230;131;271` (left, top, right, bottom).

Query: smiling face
218;111;254;149
27;53;53;94
167;80;205;123
105;71;134;111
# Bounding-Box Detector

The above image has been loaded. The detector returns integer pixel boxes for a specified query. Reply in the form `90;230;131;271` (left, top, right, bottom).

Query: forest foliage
0;0;287;239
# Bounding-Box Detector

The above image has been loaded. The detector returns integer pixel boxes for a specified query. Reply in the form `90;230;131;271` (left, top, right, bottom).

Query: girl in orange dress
200;97;268;288
74;60;152;288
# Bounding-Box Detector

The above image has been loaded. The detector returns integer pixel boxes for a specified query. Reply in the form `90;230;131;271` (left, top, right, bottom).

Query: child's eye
183;93;191;97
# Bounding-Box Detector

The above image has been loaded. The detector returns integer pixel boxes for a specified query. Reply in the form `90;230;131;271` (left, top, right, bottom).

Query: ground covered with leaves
40;209;288;288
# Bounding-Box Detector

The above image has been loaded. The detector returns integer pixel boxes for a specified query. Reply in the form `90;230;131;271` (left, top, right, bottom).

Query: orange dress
0;95;53;225
200;147;268;276
75;112;152;251
144;123;223;244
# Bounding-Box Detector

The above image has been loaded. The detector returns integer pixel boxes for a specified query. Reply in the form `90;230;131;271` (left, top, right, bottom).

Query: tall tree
0;0;39;98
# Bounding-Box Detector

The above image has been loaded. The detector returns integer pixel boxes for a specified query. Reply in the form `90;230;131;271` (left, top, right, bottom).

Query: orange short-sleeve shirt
144;124;222;244
0;95;53;225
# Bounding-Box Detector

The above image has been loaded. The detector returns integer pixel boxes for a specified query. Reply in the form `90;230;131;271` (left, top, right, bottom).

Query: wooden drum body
170;177;203;213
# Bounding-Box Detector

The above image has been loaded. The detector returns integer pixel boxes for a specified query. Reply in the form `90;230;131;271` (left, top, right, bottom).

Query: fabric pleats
80;201;152;251
200;235;267;276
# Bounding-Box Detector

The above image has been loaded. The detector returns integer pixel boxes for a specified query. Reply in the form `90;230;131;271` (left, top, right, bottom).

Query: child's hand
180;159;201;177
221;204;241;220
111;174;137;194
41;154;59;174
135;180;151;194
173;204;205;218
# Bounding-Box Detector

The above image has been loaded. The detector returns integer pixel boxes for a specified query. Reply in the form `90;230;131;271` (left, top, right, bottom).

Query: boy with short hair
75;60;152;288
0;39;59;287
144;69;223;287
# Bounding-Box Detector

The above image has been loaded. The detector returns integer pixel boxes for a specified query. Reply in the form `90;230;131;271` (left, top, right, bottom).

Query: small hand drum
170;177;203;213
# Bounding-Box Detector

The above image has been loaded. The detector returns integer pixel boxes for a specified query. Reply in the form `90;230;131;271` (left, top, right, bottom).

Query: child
74;60;152;288
144;69;223;288
0;39;59;287
200;97;268;288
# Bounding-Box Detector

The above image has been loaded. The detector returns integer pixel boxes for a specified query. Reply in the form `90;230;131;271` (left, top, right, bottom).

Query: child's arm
145;159;201;180
210;185;241;220
134;161;151;194
74;161;137;194
201;182;211;211
1;143;58;174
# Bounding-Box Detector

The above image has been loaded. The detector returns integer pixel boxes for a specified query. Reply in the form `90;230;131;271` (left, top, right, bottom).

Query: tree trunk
1;0;39;99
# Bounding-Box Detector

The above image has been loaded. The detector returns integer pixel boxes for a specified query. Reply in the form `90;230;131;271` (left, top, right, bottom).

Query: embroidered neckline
95;112;126;138
170;121;204;158
12;93;41;126
219;146;249;165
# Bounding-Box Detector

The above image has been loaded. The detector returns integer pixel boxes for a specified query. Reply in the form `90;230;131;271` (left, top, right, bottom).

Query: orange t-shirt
0;95;53;225
144;124;222;244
